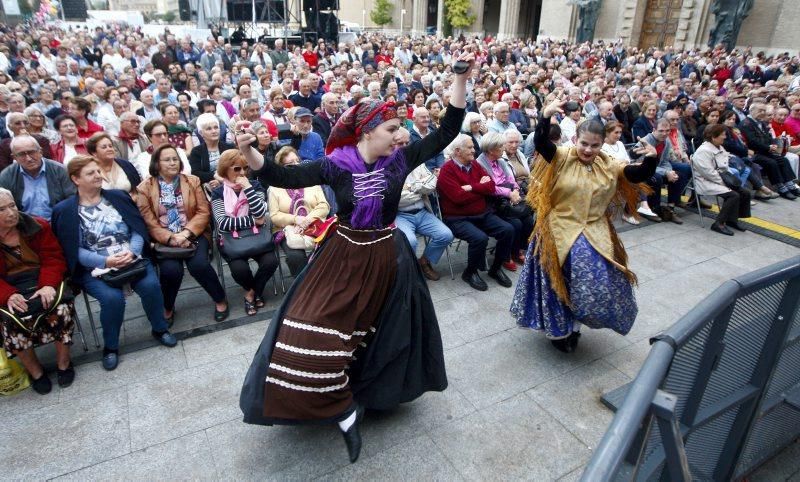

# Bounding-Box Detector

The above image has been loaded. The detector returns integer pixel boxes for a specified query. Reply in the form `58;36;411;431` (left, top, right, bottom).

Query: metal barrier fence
582;255;800;481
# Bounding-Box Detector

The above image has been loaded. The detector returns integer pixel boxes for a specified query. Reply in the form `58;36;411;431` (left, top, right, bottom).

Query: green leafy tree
444;0;475;33
162;10;176;22
370;0;393;26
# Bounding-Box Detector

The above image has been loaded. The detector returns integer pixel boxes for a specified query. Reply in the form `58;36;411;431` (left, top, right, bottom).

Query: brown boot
418;256;441;281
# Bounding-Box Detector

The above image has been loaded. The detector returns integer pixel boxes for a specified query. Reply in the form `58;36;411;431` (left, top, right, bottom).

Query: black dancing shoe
568;331;582;351
550;337;573;353
341;405;365;463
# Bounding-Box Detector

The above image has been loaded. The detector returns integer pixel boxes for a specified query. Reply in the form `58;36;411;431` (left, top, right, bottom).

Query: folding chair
430;192;456;280
80;290;101;349
688;159;722;228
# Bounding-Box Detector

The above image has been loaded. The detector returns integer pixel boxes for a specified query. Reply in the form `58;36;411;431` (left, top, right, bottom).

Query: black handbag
0;270;74;333
100;258;149;288
713;158;743;191
153;242;197;260
492;183;532;219
219;224;273;260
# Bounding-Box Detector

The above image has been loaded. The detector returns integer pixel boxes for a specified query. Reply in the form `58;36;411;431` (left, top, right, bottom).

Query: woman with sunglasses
131;120;191;181
209;150;278;316
238;52;474;463
24;106;60;144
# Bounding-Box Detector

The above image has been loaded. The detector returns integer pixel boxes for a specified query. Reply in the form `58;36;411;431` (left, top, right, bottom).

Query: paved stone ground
1;199;799;480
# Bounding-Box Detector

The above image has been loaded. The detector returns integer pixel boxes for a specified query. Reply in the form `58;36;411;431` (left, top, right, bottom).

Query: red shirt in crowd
772;120;800;146
77;119;104;139
302;50;318;69
437;160;496;218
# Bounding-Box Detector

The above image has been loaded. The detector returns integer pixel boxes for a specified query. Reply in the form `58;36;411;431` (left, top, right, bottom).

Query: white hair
461;111;482;132
444;133;472;160
492;102;509;114
196;112;220;131
480;131;506;152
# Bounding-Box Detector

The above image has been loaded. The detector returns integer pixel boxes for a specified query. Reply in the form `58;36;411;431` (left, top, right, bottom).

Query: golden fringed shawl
527;146;651;306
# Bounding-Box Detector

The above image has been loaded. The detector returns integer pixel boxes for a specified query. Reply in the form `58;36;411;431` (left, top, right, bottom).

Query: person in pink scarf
209;150;277;316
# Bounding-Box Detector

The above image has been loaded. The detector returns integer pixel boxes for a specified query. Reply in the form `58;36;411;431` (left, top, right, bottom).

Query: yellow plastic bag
0;348;30;396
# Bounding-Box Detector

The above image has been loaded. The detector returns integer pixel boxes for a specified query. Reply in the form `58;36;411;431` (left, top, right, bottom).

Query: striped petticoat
510;234;638;339
262;224;397;421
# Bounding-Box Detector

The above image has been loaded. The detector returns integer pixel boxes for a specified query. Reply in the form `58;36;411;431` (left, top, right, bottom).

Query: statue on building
708;0;754;51
568;0;602;43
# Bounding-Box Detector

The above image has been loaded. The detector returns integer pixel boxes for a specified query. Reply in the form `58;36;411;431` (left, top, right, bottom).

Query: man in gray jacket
394;128;453;281
0;135;75;221
641;119;691;224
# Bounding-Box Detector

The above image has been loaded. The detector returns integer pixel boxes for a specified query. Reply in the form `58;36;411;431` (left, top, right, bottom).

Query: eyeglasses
232;166;249;173
28;114;44;119
124;119;141;123
151;131;169;137
119;89;129;94
13;149;41;159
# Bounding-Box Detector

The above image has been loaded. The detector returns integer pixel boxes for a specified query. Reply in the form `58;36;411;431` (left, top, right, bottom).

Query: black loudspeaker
227;0;285;21
317;12;338;42
61;0;88;20
302;0;337;10
178;0;191;21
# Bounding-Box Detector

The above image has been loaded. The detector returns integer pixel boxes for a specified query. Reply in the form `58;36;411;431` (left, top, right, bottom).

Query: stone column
436;0;444;35
412;0;428;36
496;0;521;40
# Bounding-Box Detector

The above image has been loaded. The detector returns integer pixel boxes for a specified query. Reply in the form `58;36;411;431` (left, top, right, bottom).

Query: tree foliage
370;0;393;26
444;0;475;29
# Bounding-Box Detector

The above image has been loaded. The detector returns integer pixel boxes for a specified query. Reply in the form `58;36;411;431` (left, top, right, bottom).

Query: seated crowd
1;22;800;393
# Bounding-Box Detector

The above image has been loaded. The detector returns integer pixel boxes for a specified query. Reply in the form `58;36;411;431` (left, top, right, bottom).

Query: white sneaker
637;206;657;217
623;214;640;225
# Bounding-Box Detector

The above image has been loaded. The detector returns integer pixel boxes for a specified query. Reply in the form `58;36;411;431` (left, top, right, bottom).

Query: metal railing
582;255;800;481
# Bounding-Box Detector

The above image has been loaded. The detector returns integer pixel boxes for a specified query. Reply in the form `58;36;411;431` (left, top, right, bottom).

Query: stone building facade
335;0;799;54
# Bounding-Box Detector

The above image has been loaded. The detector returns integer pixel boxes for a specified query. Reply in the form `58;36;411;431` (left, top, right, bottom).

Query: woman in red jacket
0;188;75;395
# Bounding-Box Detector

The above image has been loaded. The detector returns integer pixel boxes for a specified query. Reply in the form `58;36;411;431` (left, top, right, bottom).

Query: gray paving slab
429;394;591;480
59;341;188;402
603;337;655;379
182;319;268;368
0;389;130;480
357;388;476;459
205;418;345;480
126;354;248;450
319;434;463;481
526;359;632;448
53;430;219;481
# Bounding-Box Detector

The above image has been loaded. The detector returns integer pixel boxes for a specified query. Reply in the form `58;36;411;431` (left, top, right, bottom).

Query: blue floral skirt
510;234;637;339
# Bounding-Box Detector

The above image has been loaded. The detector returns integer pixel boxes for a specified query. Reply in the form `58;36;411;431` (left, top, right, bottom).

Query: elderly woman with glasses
0;113;53;171
461;111;486;156
23;106;59;144
129;120;192;182
135;145;229;324
210;150;278;316
51;115;88;165
476;132;534;271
